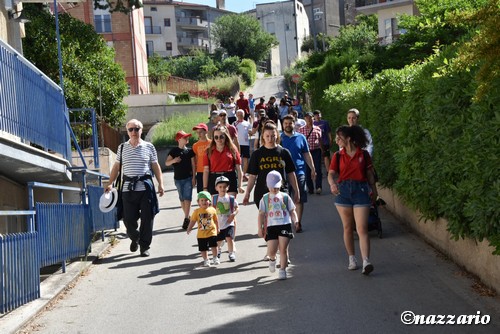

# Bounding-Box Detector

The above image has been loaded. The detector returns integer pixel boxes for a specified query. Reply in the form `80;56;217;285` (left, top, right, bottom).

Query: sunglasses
128;127;141;132
213;135;226;140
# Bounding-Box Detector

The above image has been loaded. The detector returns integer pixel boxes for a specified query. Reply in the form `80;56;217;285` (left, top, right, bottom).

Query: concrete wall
378;186;500;294
0;176;27;234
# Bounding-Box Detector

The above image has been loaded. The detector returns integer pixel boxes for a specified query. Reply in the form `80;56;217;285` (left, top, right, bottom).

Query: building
63;0;150;94
300;0;357;39
252;0;310;75
142;0;230;58
356;0;418;45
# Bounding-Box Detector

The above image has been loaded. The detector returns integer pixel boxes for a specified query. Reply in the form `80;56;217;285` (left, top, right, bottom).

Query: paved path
15;170;500;334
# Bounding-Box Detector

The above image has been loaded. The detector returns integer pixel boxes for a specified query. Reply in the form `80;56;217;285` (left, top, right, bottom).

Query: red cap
175;130;192;141
239;91;244;96
192;123;208;131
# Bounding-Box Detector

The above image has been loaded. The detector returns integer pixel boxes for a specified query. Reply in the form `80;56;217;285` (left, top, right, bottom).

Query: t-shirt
259;192;296;227
329;148;373;182
117;140;158;192
203;146;242;172
236;98;250;115
213;194;238;230
168;146;195;180
191;207;218;238
192;139;211;173
314;119;332;146
280;132;310;175
247;145;296;204
234;120;251;146
225;103;236;118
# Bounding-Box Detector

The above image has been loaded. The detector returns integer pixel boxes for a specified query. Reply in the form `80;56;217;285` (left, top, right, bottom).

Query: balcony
176;16;208;29
145;26;162;34
356;0;414;14
177;37;209;47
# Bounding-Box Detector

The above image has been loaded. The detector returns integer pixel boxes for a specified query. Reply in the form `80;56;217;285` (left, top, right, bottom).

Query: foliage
201;75;240;101
152;112;208;147
211;14;278;63
221;56;242;76
301;33;333;53
93;0;142;14
148;54;171;85
175;92;190;102
239;59;257;86
23;5;127;127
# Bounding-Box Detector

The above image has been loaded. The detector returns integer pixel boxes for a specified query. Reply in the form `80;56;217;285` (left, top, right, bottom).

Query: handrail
0;210;37;232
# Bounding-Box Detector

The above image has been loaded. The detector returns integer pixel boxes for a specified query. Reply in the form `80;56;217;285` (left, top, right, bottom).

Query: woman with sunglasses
202;126;244;197
328;125;378;275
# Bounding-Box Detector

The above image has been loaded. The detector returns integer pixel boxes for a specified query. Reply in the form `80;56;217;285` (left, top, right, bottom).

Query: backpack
212;194;235;213
335;150;378;182
262;193;289;213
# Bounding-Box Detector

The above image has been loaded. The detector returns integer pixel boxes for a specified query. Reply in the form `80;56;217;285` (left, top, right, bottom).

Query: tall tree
211;14;278;63
22;5;128;127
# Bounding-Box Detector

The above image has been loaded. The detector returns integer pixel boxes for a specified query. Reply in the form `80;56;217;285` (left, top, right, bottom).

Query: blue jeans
335;180;371;208
306;148;323;191
174;177;193;201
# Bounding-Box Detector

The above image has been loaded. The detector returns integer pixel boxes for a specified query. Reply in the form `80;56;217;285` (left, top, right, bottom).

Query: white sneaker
278;269;287;280
203;259;211;267
348;256;358;270
228;252;236;262
212;257;220;265
362;260;374;275
269;259;276;273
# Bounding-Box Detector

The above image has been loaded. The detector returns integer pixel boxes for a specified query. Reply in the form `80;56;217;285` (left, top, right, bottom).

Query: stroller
355;197;384;238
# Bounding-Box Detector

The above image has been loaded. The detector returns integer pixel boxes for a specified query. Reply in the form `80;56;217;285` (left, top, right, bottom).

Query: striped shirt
298;125;322;151
117;140;158;192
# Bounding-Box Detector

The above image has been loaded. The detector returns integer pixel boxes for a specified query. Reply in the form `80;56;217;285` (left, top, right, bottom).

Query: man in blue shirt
280;115;316;233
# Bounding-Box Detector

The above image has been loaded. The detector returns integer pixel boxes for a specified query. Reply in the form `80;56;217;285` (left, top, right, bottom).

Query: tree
22;5;128;127
211;14;278;63
93;0;142;14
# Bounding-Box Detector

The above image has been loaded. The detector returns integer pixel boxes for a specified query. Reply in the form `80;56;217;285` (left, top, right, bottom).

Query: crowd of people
105;93;378;279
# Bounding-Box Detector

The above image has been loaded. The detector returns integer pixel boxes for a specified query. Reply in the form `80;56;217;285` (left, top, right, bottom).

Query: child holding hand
187;191;219;267
258;171;298;280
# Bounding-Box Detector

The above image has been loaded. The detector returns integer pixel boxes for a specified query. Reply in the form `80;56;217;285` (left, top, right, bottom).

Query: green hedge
239;58;256;86
323;47;500;254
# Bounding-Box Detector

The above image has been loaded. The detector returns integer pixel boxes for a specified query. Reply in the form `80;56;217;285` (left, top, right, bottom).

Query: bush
239;58;256;86
152;111;208;147
175;92;190;102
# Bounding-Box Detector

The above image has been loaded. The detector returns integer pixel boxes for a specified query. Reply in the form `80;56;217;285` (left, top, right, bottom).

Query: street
17;170;500;334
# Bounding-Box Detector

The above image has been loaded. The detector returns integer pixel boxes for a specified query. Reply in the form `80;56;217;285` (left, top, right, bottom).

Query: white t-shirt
214;194;238;230
225;103;236;118
234;120;251;146
258;192;296;227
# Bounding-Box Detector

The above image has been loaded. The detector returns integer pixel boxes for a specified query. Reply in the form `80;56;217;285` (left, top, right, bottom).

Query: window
266;22;275;34
166;42;172;51
164;18;171;27
146;41;154;57
151;7;157;11
95;14;111;33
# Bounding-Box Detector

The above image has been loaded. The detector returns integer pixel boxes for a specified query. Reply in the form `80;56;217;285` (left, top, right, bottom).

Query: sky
179;0;287;13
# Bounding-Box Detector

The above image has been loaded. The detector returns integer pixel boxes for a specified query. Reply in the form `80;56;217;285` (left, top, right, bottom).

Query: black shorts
265;224;294;241
217;225;235;241
240;145;250;158
198;236;218;251
322;145;331;158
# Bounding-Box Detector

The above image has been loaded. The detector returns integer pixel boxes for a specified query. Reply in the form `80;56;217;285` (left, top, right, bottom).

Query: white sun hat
99;188;119;213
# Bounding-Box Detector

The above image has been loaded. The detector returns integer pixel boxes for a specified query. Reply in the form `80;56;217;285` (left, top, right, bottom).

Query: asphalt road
17;168;500;334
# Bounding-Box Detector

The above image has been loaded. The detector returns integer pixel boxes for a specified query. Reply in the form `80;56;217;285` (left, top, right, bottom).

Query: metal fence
87;185;119;232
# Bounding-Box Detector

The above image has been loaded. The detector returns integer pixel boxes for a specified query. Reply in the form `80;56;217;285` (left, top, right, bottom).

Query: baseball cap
192;123;208;131
209;110;219;119
266;170;282;189
313;110;321;115
218;109;227;115
197;191;212;201
305;112;314;118
215;176;230;186
175;130;192;141
239;91;244;96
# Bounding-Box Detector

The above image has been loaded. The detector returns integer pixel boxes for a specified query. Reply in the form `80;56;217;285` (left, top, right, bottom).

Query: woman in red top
203;126;244;197
328;125;378;275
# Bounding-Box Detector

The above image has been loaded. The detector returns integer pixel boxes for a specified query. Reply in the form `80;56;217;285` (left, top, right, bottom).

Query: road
247;74;287;101
17;168;500;334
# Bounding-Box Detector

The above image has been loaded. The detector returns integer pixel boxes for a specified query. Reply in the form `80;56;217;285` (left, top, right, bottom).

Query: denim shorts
288;173;307;203
174;177;193;201
335;180;371;208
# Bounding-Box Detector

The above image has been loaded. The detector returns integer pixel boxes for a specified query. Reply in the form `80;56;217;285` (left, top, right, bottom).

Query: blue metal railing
87;185;119;233
0;39;71;161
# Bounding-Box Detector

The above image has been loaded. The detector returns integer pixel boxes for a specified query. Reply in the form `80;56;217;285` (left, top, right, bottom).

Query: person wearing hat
192;123;211;193
166;130;196;229
313;110;333;170
258;170;298;280
236;91;250;122
206;110;219;137
212;176;239;262
298;112;323;195
187;191;220;267
255;97;267;120
105;119;164;257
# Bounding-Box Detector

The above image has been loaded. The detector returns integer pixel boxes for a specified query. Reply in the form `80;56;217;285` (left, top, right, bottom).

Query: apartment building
356;0;418;44
300;0;357;38
63;1;150;94
142;0;230;58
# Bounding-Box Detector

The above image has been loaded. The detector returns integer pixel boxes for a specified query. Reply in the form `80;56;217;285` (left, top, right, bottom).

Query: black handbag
115;144;124;221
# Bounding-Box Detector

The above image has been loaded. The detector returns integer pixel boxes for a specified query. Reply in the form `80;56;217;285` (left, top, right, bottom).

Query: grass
151;111;208;147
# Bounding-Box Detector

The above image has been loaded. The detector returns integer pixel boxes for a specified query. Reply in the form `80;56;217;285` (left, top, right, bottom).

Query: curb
1;234;117;334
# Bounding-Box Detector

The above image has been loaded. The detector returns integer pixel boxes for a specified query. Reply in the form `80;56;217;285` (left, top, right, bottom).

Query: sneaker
130;239;138;252
362;260;374;275
315;187;322;195
182;218;190;230
348;256;358;270
263;255;270;261
203;259;211;267
217;247;222;259
228;252;236;262
212;257;220;265
278;269;287;280
140;249;150;257
269;259;276;273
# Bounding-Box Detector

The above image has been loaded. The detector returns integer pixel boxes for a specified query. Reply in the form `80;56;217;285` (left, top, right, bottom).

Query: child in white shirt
213;176;239;262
